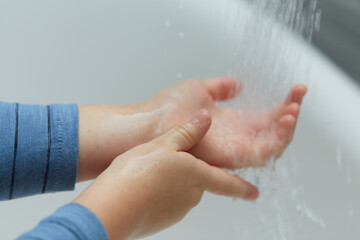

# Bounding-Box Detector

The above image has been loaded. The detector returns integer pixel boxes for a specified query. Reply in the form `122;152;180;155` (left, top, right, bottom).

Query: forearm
73;172;144;240
77;101;167;182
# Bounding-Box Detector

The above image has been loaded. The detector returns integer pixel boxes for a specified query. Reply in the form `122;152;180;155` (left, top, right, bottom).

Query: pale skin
78;77;307;181
74;109;260;240
74;77;307;239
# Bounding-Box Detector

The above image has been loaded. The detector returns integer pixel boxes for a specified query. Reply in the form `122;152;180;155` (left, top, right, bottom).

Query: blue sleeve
0;101;78;200
17;203;108;240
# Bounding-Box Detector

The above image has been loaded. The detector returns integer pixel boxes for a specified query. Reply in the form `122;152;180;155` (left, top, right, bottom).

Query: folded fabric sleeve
0;102;78;200
17;203;108;240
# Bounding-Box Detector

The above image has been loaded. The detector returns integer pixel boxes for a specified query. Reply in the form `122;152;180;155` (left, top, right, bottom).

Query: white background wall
0;1;359;239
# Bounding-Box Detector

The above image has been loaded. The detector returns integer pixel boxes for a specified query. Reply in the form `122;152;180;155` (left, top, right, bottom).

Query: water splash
235;158;326;239
250;0;321;41
295;203;326;229
227;0;321;112
225;0;323;238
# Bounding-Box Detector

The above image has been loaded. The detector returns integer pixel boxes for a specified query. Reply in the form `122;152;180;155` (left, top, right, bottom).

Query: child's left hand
77;77;307;181
148;78;307;168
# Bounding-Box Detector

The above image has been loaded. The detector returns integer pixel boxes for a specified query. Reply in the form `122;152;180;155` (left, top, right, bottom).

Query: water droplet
348;209;354;217
178;0;184;10
165;19;170;28
176;72;182;79
295;203;327;228
178;31;185;38
346;167;352;184
336;147;342;167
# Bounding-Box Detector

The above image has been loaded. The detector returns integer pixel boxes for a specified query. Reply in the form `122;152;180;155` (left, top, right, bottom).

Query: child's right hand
74;109;259;240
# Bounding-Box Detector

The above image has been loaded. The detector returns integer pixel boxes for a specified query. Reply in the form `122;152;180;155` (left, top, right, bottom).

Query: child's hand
149;78;307;168
74;110;258;240
77;77;306;181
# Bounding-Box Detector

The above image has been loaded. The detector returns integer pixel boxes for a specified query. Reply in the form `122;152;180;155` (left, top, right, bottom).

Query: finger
154;109;212;152
203;77;242;101
196;161;259;201
282;103;300;118
285;84;307;105
275;114;296;142
271;114;298;160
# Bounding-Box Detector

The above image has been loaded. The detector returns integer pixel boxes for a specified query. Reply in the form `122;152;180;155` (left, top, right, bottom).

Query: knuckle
182;79;198;85
175;124;195;145
217;183;231;196
191;196;202;207
189;189;203;208
182;79;202;89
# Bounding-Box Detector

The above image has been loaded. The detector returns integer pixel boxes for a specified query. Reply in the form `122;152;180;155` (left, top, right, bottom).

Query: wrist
77;101;167;181
73;172;146;240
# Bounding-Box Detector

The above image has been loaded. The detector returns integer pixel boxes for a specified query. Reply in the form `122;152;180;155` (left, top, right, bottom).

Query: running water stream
170;0;358;239
227;0;321;111
224;0;323;239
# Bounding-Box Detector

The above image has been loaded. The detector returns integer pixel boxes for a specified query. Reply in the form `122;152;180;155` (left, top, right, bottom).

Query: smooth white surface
0;0;359;239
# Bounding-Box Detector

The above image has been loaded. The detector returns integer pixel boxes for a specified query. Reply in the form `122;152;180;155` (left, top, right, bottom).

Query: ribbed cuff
0;102;17;200
18;203;108;240
44;104;78;193
0;102;79;200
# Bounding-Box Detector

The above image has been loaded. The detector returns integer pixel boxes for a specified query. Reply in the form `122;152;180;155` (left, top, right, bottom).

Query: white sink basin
0;0;359;239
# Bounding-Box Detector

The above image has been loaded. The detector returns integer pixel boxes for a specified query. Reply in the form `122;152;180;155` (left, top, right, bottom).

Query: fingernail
192;109;211;123
244;188;259;201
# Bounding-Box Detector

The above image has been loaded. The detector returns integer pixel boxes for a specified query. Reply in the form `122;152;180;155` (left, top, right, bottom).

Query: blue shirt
0;102;108;240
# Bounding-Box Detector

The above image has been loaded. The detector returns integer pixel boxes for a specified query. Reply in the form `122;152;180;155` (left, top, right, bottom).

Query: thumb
204;77;242;101
155;109;212;152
